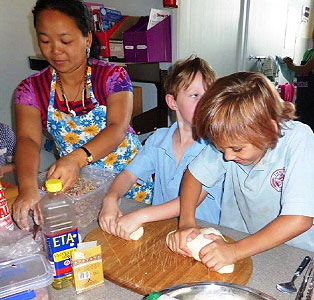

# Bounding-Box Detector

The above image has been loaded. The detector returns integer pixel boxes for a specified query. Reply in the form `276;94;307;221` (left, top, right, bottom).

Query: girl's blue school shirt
189;120;314;252
126;122;223;224
0;123;15;165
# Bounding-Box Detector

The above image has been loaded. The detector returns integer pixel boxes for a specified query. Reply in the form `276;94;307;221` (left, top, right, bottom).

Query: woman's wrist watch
80;146;93;164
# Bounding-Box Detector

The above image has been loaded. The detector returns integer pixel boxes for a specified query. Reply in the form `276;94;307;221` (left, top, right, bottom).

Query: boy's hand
199;234;238;271
167;227;200;257
98;199;122;236
115;211;145;240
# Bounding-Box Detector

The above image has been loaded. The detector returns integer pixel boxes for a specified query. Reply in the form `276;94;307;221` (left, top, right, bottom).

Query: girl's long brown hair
195;72;295;149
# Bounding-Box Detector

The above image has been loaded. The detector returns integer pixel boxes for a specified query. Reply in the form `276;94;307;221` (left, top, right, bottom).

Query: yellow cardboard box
71;241;104;294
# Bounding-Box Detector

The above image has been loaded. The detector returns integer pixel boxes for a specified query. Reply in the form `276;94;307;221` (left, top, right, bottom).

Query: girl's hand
167;227;200;257
98;199;122;236
47;154;81;191
13;188;41;230
115;211;145;240
199;234;238;271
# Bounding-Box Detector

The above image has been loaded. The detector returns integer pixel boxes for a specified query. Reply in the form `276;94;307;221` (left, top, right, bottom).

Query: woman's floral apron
47;66;153;203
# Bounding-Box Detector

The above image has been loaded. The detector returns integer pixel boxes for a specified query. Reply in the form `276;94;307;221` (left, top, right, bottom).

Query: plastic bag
0;227;41;262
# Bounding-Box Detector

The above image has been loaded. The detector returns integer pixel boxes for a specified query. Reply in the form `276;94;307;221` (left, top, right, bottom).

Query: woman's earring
86;47;90;59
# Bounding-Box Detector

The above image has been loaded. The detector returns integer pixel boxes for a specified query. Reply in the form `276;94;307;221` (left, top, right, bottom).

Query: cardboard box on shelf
95;16;140;58
109;40;124;59
123;15;172;63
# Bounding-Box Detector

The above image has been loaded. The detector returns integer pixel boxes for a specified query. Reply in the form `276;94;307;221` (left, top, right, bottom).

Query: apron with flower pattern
47;66;153;203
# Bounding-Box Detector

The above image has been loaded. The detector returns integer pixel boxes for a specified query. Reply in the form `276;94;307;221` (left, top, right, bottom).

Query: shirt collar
158;122;208;158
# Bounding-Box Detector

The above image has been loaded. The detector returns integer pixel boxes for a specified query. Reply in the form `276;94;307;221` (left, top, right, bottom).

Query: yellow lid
45;179;62;193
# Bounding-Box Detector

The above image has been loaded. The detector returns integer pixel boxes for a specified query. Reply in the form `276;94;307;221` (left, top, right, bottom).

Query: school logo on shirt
270;168;285;192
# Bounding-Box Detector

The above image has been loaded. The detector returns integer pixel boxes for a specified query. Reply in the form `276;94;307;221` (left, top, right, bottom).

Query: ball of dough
129;226;144;240
165;230;176;245
186;228;223;261
165;227;234;274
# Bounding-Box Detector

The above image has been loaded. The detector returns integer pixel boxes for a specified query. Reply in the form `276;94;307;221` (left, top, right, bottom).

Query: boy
167;72;314;271
98;56;223;239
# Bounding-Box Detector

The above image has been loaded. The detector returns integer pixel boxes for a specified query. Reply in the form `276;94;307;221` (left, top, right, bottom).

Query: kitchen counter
48;197;314;300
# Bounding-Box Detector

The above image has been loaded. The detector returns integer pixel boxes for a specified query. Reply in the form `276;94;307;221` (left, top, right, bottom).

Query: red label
0;189;13;230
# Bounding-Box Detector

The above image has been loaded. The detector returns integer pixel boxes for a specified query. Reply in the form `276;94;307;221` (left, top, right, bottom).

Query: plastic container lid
0;254;53;298
45;179;62;193
2;290;36;300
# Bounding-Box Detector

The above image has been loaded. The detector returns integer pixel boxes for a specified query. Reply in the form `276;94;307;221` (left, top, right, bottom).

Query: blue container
0;254;53;299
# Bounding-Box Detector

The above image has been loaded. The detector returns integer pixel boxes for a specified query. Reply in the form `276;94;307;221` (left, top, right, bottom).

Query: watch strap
80;146;93;164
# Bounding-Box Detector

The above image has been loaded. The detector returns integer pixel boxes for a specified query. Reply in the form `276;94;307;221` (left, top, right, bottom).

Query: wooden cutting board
84;218;253;295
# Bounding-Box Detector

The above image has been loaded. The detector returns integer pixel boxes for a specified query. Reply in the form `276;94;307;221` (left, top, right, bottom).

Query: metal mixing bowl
146;282;276;300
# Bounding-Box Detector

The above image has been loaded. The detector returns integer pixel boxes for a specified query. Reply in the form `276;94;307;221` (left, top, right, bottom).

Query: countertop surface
48;197;314;300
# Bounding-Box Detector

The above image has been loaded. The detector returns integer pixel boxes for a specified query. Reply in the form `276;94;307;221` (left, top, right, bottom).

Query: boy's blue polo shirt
126;122;223;224
189;121;314;251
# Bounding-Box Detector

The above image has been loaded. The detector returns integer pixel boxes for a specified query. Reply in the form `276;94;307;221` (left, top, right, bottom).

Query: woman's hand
283;56;293;68
114;211;145;240
98;198;122;236
47;152;83;191
199;234;238;271
167;227;200;257
13;188;41;230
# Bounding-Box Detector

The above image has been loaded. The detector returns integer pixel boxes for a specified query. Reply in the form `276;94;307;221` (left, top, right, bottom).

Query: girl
167;72;314;271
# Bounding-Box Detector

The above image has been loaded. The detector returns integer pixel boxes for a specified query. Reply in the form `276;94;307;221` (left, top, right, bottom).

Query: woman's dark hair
33;0;100;58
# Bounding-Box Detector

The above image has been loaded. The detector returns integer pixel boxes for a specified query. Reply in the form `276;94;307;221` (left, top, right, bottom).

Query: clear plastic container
38;166;117;227
39;179;79;290
0;253;53;299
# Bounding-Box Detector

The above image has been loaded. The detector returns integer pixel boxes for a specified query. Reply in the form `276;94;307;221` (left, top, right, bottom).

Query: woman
284;29;314;131
13;0;152;230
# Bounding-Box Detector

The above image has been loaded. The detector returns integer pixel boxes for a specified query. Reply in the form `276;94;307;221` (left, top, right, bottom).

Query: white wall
0;0;37;127
177;0;242;77
176;0;314;78
244;0;313;74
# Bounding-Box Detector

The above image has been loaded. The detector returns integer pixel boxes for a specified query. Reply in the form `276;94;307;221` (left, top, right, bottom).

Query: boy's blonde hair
195;72;295;150
164;55;217;99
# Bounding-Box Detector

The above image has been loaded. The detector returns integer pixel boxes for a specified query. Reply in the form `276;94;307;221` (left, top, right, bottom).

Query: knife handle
296;256;312;276
296;261;314;300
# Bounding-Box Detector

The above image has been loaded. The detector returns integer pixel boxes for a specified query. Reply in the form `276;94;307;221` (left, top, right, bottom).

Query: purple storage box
123;16;171;63
123;16;149;62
